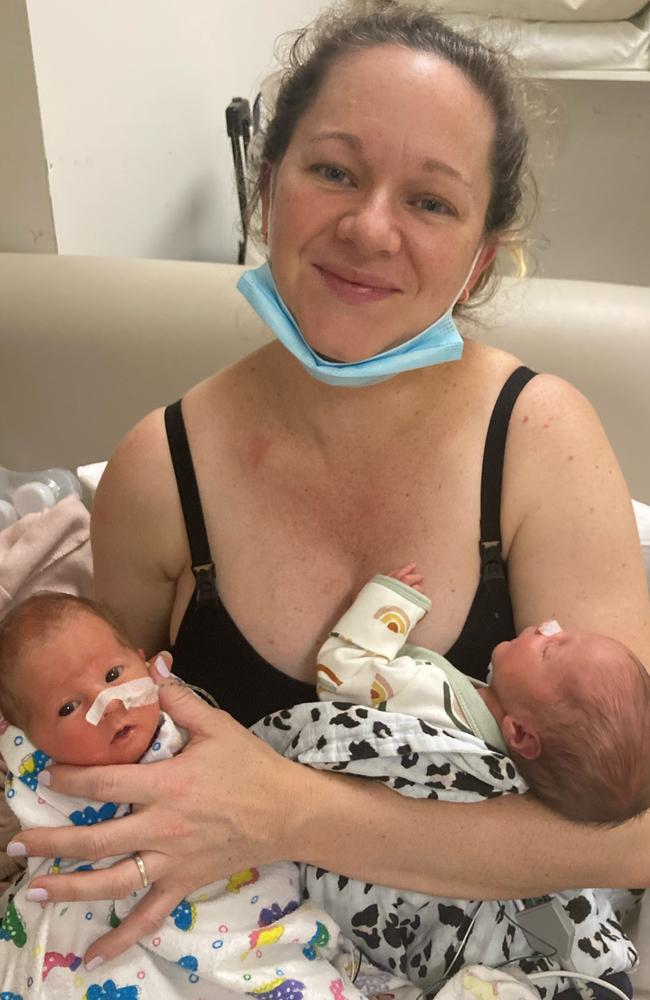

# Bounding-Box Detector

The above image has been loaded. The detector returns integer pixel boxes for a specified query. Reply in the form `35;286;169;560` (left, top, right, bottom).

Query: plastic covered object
0;466;82;527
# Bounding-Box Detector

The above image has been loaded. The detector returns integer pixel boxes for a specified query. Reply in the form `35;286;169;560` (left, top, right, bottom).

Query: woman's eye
415;197;453;216
315;164;351;185
58;701;79;718
105;666;123;683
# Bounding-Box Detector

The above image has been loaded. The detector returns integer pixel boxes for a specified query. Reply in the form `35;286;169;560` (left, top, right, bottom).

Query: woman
12;6;650;973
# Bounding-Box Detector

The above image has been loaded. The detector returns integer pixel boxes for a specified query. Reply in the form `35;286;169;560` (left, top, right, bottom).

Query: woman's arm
12;683;650;967
502;374;650;665
91;408;186;653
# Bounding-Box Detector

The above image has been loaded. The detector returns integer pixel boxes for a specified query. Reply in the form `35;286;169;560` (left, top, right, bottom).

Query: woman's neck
256;341;461;453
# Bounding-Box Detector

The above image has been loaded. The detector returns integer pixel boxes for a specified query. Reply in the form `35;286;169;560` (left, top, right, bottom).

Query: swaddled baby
271;564;649;996
0;593;364;1000
317;563;650;826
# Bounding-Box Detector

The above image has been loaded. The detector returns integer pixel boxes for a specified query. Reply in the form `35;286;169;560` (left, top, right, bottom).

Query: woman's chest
203;448;485;680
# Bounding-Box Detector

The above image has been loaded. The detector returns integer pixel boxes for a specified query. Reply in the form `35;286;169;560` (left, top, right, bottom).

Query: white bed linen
425;0;648;20
442;7;650;71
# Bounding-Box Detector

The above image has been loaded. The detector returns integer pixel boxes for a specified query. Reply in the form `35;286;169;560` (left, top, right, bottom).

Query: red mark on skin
247;435;270;469
543;423;550;429
522;415;529;423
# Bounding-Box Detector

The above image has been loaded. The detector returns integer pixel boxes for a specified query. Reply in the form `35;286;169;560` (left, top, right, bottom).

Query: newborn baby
317;564;650;825
0;593;161;767
0;592;364;1000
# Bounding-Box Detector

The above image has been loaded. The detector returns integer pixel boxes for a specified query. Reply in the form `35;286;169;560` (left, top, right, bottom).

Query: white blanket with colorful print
0;714;363;1000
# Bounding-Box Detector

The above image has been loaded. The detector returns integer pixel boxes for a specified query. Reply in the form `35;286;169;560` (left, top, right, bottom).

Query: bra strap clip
192;562;218;606
479;540;505;583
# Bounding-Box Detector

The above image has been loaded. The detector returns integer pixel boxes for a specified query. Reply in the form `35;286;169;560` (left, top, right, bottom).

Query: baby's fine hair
0;592;133;727
513;648;650;826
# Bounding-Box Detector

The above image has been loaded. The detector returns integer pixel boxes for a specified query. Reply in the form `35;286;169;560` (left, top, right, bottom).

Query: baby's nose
102;695;123;716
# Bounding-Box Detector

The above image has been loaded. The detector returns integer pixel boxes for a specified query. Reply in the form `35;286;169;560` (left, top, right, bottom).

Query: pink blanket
0;494;93;890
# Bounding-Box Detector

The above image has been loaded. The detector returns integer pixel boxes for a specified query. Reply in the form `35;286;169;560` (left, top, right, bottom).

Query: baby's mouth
111;725;134;743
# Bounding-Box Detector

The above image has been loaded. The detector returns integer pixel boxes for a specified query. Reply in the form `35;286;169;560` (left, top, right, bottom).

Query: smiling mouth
314;264;400;304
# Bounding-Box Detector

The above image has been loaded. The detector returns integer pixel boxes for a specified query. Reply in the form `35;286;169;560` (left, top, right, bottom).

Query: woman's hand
8;677;308;967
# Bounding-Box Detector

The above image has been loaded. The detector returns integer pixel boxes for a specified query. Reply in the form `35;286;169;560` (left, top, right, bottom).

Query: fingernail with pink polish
39;770;51;786
7;841;27;857
85;956;104;972
26;888;48;902
154;654;171;678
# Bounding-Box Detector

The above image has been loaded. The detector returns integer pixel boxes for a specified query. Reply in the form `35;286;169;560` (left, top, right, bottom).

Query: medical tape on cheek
538;620;562;636
85;677;159;726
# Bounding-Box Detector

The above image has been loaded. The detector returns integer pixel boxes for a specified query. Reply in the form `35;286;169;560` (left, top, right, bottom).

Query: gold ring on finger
132;852;149;889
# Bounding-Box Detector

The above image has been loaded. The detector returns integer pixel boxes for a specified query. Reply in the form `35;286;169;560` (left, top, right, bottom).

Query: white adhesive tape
85;677;159;726
538;619;562;636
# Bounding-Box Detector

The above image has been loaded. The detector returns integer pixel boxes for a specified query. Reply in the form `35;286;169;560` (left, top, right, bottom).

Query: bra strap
164;400;218;606
479;366;537;580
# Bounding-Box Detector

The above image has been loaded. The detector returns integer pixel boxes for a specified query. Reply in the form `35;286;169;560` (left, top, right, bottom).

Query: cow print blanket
253;701;641;997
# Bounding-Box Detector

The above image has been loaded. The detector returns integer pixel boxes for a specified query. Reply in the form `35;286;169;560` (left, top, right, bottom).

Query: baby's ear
501;715;541;761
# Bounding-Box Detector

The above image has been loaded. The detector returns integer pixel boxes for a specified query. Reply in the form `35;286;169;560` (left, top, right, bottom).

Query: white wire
415;902;485;997
528;970;631;1000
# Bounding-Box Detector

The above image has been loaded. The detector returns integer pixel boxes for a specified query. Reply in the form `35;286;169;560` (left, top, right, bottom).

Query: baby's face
17;613;160;765
490;625;624;712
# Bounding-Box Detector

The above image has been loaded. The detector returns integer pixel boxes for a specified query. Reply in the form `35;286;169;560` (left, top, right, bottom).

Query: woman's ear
501;714;541;760
466;238;498;294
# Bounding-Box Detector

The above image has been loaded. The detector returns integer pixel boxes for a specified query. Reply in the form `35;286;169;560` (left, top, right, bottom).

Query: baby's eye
105;665;124;683
58;701;79;718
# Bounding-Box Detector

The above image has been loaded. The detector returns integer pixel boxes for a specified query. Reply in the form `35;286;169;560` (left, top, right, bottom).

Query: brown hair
512;650;650;826
247;3;535;302
0;592;133;728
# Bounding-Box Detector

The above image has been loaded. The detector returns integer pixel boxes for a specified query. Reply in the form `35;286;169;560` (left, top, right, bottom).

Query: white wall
0;1;56;254
7;2;650;281
25;0;327;262
529;78;650;286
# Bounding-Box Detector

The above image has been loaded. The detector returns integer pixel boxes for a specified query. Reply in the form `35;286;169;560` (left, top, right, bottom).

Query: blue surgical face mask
236;250;482;389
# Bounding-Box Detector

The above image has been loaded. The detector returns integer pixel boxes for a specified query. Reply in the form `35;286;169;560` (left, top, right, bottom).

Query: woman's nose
337;190;402;256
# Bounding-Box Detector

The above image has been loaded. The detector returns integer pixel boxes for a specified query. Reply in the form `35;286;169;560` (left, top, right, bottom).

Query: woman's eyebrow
309;131;470;188
309;130;362;151
421;157;470;189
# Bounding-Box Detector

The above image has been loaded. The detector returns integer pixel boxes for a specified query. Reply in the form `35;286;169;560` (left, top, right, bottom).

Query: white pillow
77;462;108;510
423;1;647;20
633;500;650;592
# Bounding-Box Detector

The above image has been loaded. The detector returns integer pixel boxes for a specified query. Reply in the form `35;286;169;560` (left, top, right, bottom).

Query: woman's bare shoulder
92;407;186;593
499;371;650;659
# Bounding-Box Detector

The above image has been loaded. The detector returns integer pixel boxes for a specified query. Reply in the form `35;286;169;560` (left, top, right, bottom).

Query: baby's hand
389;563;425;593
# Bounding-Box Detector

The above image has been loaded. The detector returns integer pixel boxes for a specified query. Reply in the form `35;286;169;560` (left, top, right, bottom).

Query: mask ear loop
454;242;485;309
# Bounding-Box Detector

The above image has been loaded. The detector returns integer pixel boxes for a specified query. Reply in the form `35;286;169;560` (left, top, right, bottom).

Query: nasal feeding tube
85;677;159;726
537;620;562;636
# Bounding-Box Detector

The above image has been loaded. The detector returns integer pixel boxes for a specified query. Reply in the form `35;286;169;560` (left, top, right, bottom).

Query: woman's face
262;44;497;363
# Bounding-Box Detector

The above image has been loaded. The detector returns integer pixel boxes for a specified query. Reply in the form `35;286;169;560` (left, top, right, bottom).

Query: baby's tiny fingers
388;563;417;580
